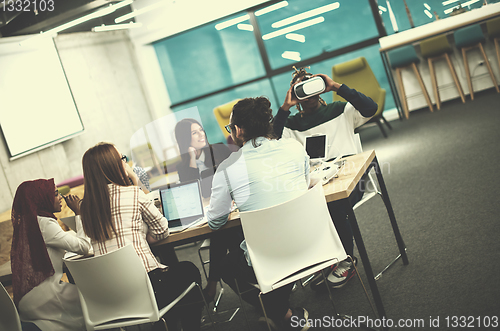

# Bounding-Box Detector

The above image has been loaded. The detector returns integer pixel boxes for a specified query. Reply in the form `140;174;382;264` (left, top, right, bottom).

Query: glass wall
379;0;500;34
154;0;414;144
256;0;379;69
154;12;265;104
171;79;278;144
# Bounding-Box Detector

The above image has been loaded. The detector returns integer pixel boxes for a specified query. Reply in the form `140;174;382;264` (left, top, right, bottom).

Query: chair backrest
213;99;240;139
0;282;22;331
486;16;500;38
64;245;159;330
332;57;385;117
239;183;347;294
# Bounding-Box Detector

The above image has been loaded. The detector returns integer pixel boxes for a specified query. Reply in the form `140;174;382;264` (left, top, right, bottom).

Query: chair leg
412;62;434;112
195;283;216;330
375;119;388;138
495;38;500;75
478;42;500;93
395;67;410;119
380;115;392;130
257;293;273;331
428;57;441;110
234;279;253;331
444;53;466;103
462;47;474;100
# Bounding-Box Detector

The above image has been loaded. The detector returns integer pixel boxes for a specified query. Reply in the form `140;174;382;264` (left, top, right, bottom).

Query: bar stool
387;45;433;119
420;34;465;110
486;17;500;77
454;23;499;100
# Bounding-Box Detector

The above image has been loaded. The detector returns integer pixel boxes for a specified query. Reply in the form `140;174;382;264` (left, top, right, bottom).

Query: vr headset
293;76;326;100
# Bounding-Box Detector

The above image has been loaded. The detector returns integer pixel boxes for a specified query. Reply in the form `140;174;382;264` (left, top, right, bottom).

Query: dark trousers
327;174;366;257
148;261;202;331
221;248;293;321
208;226;245;281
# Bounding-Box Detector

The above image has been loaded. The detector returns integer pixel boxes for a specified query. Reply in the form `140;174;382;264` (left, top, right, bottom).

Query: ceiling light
271;2;339;29
215;14;250;30
378;5;387;12
443;0;480;13
424;10;433;18
115;1;169;23
386;0;398;33
93;22;143;32
263;16;324;40
20;0;133;46
442;0;460;5
286;33;305;43
255;1;289;16
237;24;254;31
282;51;301;61
423;3;431;10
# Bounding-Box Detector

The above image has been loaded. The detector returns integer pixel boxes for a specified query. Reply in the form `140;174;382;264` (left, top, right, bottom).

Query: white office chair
0;282;22;331
238;183;348;331
64;245;214;331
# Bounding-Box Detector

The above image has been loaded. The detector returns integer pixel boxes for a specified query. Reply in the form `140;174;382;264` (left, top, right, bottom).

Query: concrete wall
0;30;154;213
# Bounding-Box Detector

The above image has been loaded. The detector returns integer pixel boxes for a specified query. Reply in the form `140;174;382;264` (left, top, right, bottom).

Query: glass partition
154;11;265;104
255;0;379;69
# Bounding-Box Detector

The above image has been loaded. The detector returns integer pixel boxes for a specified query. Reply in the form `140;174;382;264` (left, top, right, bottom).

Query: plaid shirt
92;184;169;272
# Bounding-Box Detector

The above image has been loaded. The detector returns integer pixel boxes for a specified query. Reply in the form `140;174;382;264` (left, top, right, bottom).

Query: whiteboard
0;36;84;160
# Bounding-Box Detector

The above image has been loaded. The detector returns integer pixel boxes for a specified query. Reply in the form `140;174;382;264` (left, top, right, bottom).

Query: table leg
380;50;404;120
372;157;409;265
343;198;387;321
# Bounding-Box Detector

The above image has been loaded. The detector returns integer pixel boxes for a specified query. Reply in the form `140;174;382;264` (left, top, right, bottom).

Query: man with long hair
273;67;378;289
206;96;312;330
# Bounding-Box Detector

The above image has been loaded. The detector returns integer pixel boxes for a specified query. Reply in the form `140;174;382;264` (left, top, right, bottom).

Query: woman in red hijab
10;178;91;331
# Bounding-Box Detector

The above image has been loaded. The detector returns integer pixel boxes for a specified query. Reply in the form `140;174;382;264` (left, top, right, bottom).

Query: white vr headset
293;76;326;100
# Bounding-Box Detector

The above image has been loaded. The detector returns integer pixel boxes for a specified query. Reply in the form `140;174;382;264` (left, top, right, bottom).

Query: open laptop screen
305;134;327;161
159;180;204;226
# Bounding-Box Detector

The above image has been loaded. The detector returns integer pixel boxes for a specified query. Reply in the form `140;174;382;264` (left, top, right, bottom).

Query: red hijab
10;179;57;306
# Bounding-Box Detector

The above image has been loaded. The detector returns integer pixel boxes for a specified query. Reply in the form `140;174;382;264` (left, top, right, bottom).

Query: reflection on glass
153;12;265;104
256;0;378;69
171;79;279;144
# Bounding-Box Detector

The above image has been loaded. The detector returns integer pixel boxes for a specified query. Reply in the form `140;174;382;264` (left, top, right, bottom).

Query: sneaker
327;256;358;288
283;307;311;331
309;264;338;291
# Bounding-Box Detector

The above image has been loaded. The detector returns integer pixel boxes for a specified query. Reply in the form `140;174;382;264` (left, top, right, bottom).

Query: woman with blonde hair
80;142;202;331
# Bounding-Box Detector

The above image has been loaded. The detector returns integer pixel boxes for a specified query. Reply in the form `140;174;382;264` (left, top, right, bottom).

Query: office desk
379;3;500;119
153;150;408;321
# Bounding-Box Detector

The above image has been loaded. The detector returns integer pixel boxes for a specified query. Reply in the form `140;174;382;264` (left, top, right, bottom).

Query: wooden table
153;150;408;321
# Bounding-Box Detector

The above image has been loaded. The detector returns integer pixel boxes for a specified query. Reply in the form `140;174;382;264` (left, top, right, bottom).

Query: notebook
158;179;207;233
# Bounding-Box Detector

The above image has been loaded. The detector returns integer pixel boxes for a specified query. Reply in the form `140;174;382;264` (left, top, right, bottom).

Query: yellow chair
419;34;465;109
486;17;500;83
332;57;391;138
213;99;241;139
454;24;499;100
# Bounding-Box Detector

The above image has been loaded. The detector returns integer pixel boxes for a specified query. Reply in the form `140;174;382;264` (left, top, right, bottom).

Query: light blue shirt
206;137;310;265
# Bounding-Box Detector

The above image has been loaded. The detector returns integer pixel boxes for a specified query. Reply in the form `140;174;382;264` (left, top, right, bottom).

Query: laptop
158;179;207;233
305;133;328;162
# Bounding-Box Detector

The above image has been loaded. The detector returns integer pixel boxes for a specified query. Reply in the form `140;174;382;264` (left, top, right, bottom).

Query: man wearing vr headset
273;67;378;289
